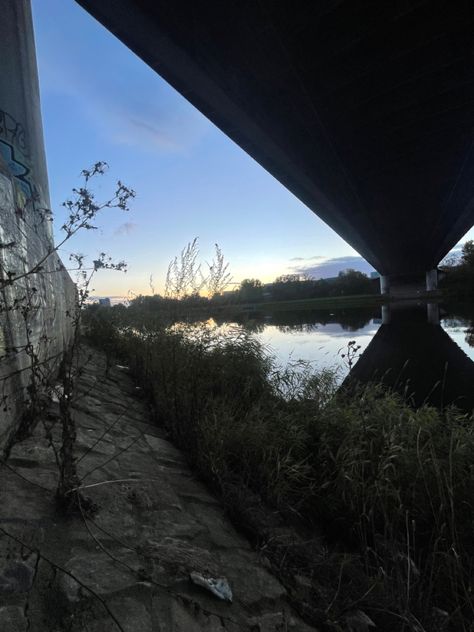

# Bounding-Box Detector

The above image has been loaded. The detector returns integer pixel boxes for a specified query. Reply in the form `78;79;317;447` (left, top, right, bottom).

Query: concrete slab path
0;351;317;631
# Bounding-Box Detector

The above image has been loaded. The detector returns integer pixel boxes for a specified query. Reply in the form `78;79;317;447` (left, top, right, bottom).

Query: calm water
212;303;474;411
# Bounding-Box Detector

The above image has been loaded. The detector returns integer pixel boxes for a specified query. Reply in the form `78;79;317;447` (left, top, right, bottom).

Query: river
210;302;474;411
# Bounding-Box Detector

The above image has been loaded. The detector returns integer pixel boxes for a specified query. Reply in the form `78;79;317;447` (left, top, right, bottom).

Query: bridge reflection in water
345;304;474;412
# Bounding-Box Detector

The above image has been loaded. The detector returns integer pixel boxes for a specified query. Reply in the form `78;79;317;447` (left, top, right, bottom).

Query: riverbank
0;351;315;631
214;293;384;314
174;292;443;320
85;308;474;631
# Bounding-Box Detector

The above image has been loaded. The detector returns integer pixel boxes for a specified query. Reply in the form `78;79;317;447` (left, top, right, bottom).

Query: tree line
233;270;377;303
440;240;474;300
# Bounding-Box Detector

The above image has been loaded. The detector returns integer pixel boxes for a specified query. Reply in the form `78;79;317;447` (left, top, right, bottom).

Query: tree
272;274;314;300
335;269;374;296
239;278;263;302
461;240;474;268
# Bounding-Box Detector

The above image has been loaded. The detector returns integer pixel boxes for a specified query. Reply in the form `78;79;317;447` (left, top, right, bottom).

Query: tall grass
85;307;474;630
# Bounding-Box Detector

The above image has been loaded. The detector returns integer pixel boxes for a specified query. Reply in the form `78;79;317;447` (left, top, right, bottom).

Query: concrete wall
0;0;76;447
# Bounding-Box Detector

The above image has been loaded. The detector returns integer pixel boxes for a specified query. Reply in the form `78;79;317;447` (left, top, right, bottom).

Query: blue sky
31;0;473;297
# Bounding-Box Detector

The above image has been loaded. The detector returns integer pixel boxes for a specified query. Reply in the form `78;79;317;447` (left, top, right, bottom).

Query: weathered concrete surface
0;353;316;631
0;0;76;446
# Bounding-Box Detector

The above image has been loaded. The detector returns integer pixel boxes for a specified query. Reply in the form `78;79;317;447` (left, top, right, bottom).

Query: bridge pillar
0;0;75;447
381;304;391;324
427;302;440;325
379;275;390;295
379;270;439;297
426;269;438;291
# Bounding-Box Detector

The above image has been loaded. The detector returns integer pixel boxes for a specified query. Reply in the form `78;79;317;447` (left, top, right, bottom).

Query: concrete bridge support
426;269;438;292
0;0;75;447
379;269;439;298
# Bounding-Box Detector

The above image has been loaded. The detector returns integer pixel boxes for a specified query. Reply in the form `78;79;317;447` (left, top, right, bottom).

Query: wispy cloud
289;255;326;262
114;222;138;236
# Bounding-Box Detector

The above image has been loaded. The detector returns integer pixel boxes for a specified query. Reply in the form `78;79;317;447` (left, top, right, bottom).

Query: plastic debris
50;384;64;403
189;572;232;602
116;365;129;371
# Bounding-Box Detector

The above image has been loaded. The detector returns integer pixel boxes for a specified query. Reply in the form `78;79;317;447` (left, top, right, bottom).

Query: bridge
76;0;474;294
1;0;474;441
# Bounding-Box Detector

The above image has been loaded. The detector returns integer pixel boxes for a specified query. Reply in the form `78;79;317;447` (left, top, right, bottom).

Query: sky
31;0;474;298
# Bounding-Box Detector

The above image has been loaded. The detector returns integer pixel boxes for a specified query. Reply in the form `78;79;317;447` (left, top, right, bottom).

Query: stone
65;548;140;595
58;573;82;603
0;556;37;594
152;595;214;632
83;597;152;632
0;606;28;632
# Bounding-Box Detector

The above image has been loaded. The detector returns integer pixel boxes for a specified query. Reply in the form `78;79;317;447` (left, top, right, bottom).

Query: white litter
50;385;64;403
189;572;232;602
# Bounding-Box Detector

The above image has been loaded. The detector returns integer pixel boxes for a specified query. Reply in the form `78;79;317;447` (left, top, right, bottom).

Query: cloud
291;255;375;279
288;241;467;279
114;222;138;236
289;255;326;262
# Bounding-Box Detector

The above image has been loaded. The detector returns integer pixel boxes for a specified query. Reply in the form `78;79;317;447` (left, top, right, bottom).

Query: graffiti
0;109;28;157
0;140;32;201
0;110;33;202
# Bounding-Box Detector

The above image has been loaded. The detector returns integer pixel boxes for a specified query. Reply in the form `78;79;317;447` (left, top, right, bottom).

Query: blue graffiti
0;139;33;200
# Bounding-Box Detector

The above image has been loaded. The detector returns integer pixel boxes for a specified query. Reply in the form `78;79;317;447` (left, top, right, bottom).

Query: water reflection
215;307;377;333
345;304;474;411
212;302;474;411
242;303;474;411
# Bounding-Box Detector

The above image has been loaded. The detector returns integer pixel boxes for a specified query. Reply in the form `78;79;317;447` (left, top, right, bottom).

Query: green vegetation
441;240;474;300
85;305;474;631
130;291;383;323
229;292;383;312
226;270;378;303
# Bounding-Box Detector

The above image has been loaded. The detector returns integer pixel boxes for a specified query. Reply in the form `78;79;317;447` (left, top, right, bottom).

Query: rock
58;573;82;603
152;596;229;631
65;549;139;595
0;606;28;632
248;612;285;631
0;556;37;594
83;597;152;632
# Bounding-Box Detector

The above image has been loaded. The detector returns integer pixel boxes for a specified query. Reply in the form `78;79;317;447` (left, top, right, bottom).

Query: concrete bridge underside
77;0;474;292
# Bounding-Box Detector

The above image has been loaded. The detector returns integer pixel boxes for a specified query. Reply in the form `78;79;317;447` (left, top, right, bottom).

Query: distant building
98;297;111;307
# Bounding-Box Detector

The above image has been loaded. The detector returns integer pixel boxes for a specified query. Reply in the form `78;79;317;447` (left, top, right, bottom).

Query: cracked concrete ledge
0;351;317;631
